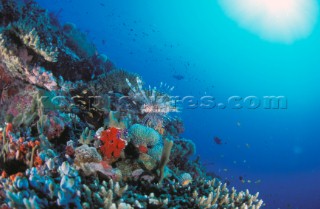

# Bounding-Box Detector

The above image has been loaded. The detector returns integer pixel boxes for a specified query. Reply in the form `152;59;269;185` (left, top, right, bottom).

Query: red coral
100;127;126;159
34;155;43;167
138;145;148;154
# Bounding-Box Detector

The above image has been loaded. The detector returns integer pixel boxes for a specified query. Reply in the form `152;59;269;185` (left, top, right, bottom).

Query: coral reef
0;0;111;88
0;1;264;208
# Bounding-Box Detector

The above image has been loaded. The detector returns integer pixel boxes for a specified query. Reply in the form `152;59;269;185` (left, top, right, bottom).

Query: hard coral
93;69;138;95
129;124;163;160
74;144;102;165
100;127;127;159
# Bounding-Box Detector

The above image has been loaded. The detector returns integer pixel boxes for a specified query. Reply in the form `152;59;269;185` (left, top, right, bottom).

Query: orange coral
34;155;43;167
100;127;127;159
5;123;13;137
19;144;27;154
1;171;7;178
9;172;23;182
18;137;24;143
28;141;36;148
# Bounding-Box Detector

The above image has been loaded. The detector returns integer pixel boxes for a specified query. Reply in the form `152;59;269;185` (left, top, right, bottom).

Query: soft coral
100;127;127;159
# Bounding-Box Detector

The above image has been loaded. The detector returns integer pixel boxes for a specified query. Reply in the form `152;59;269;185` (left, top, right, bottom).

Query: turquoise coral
129;123;163;160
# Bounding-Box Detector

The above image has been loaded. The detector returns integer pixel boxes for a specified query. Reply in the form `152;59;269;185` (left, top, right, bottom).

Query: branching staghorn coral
118;177;263;209
81;179;129;209
192;179;264;209
78;127;95;145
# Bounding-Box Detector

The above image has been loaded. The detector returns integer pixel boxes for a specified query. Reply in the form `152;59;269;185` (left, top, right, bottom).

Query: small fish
87;112;94;118
223;168;228;172
79;100;86;105
214;136;223;145
255;180;262;184
173;74;184;80
245;143;251;149
237;121;241;127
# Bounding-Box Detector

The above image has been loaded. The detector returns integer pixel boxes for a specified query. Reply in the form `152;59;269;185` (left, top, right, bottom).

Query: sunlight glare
218;0;319;43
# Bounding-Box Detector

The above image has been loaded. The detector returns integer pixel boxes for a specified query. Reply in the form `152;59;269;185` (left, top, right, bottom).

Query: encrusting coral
0;1;264;208
100;127;127;160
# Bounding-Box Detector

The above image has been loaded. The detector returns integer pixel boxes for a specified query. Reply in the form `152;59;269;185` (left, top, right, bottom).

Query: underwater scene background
0;0;320;208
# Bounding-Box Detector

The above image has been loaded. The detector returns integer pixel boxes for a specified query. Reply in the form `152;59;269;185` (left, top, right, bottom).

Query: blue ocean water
35;0;320;208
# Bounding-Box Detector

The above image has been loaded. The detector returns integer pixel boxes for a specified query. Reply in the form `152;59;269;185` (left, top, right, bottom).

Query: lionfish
126;77;179;129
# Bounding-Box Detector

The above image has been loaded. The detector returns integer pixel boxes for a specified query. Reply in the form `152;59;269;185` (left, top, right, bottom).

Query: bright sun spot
218;0;319;43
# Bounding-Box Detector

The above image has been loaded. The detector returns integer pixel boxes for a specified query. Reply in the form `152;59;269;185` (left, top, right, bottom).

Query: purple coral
24;66;58;91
